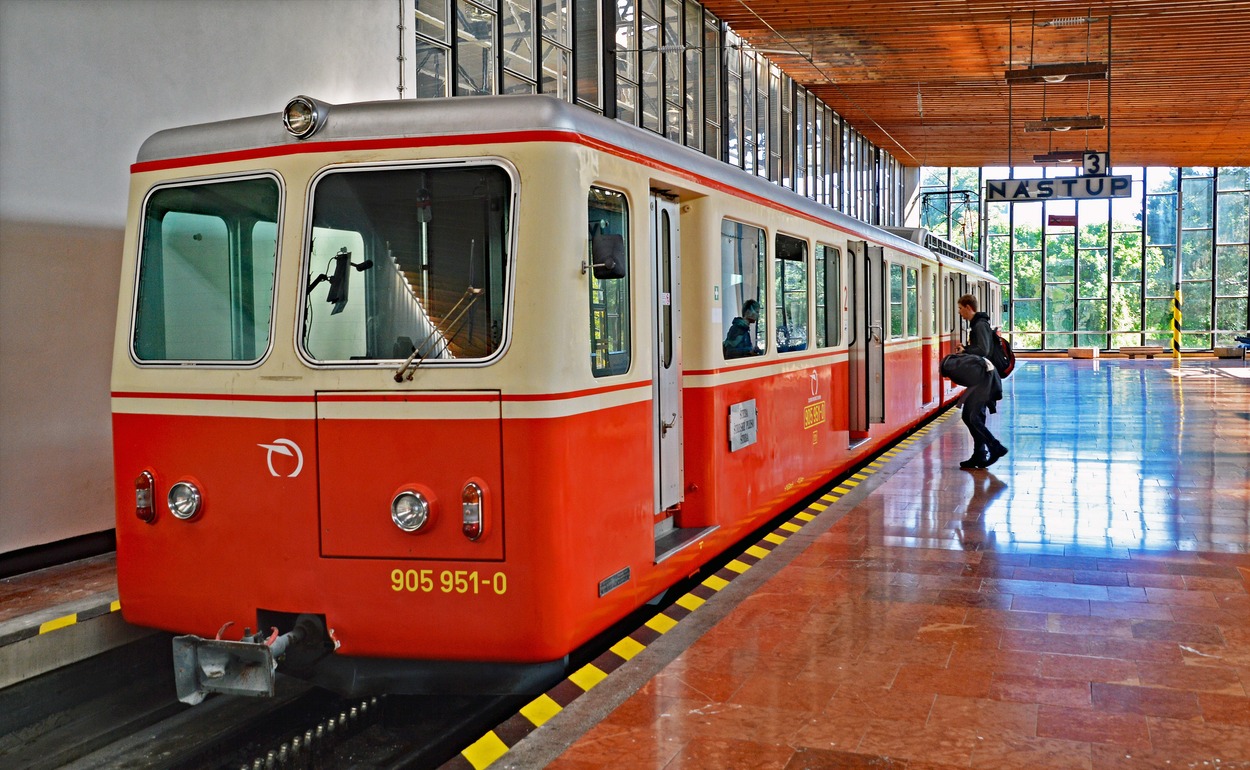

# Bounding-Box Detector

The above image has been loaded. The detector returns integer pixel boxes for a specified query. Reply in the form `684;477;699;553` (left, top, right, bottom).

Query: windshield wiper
393;286;484;382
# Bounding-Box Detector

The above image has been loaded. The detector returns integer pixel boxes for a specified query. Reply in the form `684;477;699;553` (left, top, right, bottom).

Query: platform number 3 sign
1083;152;1109;176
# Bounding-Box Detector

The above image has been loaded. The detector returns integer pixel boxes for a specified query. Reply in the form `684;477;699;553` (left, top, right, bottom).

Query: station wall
0;0;405;556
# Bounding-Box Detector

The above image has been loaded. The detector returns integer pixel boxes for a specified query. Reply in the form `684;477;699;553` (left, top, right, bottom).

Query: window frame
889;262;904;339
130;171;284;368
721;217;767;359
295;158;519;369
814;243;842;348
774;232;809;353
589;184;632;377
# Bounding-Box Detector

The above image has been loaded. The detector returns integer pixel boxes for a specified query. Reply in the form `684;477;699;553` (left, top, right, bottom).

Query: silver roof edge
136;94;928;257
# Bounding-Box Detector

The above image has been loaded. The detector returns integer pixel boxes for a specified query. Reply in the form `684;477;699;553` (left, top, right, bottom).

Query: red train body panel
111;95;998;700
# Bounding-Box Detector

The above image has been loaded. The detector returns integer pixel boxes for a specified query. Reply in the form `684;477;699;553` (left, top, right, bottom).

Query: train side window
589;187;630;377
301;165;512;364
889;263;904;338
721;220;766;359
774;234;808;352
906;267;919;337
814;244;841;347
133;175;280;364
930;273;937;337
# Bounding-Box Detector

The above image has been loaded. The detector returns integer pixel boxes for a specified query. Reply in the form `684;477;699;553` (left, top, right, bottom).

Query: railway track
0;632;523;769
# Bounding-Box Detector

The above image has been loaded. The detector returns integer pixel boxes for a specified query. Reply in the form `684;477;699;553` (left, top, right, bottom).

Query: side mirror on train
309;248;374;315
590;234;627;279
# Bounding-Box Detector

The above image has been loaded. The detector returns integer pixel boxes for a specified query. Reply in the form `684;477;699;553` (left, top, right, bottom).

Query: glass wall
412;0;907;226
923;166;1250;351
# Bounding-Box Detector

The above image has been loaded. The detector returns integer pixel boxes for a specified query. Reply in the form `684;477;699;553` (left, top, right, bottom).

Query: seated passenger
724;299;762;359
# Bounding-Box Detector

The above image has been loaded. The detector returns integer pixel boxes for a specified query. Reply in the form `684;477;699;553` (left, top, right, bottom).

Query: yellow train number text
803;401;826;429
391;569;507;596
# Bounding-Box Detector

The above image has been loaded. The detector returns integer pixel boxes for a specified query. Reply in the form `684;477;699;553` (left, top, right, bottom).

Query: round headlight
283;96;321;138
167;481;202;520
391;491;430;533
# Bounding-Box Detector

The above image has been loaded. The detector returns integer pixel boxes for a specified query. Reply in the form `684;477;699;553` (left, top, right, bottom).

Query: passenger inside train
722;298;762;358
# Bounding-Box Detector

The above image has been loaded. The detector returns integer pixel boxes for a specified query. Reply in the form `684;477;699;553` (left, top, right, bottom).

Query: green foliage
921;167;1250;350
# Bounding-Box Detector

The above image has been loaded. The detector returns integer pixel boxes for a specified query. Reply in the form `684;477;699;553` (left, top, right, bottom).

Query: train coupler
172;618;317;705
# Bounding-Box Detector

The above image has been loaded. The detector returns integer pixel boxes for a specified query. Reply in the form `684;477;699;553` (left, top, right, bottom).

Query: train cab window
133;175;279;363
588;187;630;377
814;244;841;347
906;267;919;337
301;165;511;364
889;263;904;338
721;220;766;359
774;234;808;352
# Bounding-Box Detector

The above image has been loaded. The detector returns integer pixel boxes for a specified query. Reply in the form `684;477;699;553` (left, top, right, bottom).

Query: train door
921;265;935;404
866;245;886;425
847;241;885;442
650;193;685;557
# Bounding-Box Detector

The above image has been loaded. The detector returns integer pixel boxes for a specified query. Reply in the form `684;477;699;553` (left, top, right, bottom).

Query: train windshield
302;164;511;364
132;176;280;364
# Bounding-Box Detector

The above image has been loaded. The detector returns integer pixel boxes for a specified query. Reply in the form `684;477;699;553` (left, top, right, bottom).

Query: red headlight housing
135;471;156;523
462;482;484;541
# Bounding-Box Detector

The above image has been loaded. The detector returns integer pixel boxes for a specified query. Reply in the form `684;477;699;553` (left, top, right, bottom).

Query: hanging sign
1048;214;1078;227
1083;152;1109;175
985;175;1132;202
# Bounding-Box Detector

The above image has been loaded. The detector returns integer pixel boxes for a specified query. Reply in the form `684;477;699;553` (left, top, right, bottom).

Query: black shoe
984;445;1009;467
960;456;988;470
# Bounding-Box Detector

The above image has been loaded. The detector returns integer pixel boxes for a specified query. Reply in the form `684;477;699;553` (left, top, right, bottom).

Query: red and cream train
111;94;999;702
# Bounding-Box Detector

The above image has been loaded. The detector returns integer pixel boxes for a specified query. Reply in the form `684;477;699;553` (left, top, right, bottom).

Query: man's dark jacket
962;311;996;359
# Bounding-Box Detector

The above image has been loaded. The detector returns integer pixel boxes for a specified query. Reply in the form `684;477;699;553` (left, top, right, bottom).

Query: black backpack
989;328;1015;378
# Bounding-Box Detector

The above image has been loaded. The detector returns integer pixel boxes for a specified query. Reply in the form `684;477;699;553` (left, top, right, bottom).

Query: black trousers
961;399;1002;459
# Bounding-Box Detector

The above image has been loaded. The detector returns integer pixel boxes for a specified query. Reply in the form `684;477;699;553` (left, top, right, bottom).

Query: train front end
112;97;586;703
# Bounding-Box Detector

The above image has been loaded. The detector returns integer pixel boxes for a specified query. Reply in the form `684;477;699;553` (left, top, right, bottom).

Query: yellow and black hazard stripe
1171;287;1183;358
442;410;952;770
0;599;122;649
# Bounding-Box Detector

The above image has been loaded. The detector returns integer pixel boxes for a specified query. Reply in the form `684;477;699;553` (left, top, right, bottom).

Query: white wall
0;0;405;555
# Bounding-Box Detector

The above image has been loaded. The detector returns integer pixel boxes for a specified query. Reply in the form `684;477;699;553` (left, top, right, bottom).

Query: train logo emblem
259;439;304;478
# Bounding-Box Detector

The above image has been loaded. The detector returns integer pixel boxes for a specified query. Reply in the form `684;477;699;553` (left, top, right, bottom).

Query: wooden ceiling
697;0;1250;168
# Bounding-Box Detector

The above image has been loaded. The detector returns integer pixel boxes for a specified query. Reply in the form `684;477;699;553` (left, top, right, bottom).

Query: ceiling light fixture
1004;62;1108;84
1024;116;1105;132
1038;16;1099;28
1032;150;1086;163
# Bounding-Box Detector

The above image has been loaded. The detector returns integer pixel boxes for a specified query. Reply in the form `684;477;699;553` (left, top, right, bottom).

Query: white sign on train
984;175;1132;202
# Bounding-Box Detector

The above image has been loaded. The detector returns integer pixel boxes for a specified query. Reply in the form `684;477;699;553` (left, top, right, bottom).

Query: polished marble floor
546;359;1250;769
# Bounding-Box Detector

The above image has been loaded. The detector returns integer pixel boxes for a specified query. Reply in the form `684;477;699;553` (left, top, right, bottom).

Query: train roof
136;94;986;271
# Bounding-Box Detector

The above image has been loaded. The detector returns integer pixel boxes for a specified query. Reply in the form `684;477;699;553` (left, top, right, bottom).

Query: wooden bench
1121;346;1165;359
1068;347;1098;359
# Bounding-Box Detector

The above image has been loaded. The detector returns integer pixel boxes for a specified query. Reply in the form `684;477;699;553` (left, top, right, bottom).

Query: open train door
847;241;886;443
650;192;698;562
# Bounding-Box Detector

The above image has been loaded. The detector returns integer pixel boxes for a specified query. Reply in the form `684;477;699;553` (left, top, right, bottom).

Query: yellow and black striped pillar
1170;284;1182;359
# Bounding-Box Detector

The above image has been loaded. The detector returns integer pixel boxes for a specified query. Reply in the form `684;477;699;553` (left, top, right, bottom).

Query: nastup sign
985;175;1132;202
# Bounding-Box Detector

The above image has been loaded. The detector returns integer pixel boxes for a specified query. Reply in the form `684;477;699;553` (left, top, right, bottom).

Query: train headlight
283;96;327;139
167;481;202;520
391;490;431;533
462;482;484;541
135;471;156;523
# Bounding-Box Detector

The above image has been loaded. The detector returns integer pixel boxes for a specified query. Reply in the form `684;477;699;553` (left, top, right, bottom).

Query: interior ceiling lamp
1004;61;1108;84
1024;115;1105;132
1032;150;1086;163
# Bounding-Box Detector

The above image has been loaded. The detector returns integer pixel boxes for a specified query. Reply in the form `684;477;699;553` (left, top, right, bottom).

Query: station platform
0;553;151;691
4;358;1248;769
469;358;1250;770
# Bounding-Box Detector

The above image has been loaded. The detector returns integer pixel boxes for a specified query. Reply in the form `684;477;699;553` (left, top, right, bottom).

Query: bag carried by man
988;328;1015;378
